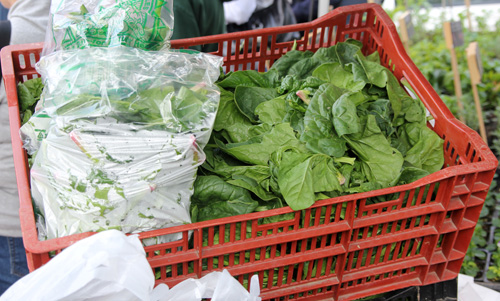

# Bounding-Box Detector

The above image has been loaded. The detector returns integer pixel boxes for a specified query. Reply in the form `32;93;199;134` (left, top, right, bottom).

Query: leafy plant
195;40;444;218
17;78;44;125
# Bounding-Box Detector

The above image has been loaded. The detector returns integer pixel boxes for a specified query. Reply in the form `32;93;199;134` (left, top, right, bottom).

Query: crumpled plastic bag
20;47;222;243
0;230;261;301
0;230;154;301
43;0;175;55
151;269;261;301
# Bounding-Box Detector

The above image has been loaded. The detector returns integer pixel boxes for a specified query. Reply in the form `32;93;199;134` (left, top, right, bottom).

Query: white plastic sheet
458;274;500;301
0;230;261;301
152;270;261;301
0;230;154;301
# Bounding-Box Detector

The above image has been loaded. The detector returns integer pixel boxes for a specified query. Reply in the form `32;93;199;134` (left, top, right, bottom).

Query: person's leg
0;236;29;295
0;6;8;21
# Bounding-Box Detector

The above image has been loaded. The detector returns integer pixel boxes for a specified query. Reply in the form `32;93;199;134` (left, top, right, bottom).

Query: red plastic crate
1;4;497;301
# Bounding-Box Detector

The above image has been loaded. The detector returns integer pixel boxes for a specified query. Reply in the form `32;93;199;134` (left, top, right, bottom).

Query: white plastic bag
152;269;261;301
0;230;261;301
0;230;154;301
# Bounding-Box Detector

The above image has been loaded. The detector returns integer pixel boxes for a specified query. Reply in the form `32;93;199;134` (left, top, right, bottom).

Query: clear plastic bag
43;0;174;55
21;47;222;241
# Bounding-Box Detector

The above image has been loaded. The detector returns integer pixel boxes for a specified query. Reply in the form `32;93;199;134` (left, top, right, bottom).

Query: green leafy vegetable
344;115;404;187
277;151;315;210
191;175;259;222
17;78;44;125
218;123;307;166
201;40;444;215
234;86;280;122
300;83;347;157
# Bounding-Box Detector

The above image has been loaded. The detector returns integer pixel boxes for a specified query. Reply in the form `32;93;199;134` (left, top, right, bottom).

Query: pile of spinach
191;39;444;222
17;77;44;125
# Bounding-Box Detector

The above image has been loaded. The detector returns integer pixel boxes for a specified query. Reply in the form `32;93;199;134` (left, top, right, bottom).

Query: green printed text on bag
48;0;174;52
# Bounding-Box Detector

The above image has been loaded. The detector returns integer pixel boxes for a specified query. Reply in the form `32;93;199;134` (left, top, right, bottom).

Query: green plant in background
390;1;500;281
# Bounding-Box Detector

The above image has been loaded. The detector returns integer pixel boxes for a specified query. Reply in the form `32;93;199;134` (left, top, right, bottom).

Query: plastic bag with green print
42;0;174;55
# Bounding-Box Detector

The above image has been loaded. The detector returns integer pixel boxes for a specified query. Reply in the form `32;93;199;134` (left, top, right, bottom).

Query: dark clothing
292;0;368;23
0;20;11;80
171;0;226;52
0;236;29;295
227;0;300;44
0;6;8;21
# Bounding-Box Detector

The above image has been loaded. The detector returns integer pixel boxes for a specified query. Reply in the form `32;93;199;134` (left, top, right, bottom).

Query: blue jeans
0;236;29;295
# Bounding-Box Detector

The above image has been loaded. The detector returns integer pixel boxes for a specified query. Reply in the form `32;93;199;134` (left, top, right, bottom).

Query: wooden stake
444;21;466;123
465;0;473;31
398;11;413;53
466;42;487;143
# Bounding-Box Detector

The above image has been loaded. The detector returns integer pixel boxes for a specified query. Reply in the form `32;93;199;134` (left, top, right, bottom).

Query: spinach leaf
311;46;339;64
344;115;404;187
213;87;252;132
335;40;362;66
171;86;207;128
401;122;444;173
202;150;277;201
366;51;381;64
18;78;43;112
222;123;271;144
331;92;361;136
191;176;259;222
228;175;278;202
310;154;343;193
270;50;314;77
284;109;305;134
366;98;395;138
402;97;427;124
255;95;287;125
398;166;430;185
387;72;426;126
56;94;102;117
312;62;365;92
277;151;315;210
277;151;345;210
218;69;280;89
220;123;307;165
356;51;389;88
278;75;325;94
234;86;280;122
301;83;347;157
288;57;323;79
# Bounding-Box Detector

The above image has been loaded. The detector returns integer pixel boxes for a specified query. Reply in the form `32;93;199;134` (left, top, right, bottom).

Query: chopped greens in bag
22;48;222;242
